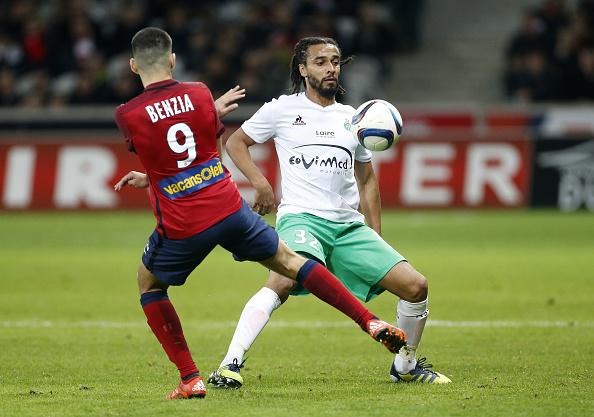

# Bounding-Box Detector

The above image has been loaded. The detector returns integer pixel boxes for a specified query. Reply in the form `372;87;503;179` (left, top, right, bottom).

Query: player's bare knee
137;263;167;294
408;272;428;302
267;241;306;279
137;265;149;293
287;251;307;276
266;275;294;303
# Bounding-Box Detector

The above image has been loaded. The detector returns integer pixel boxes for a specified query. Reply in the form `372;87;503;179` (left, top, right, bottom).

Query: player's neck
305;89;335;107
139;72;174;88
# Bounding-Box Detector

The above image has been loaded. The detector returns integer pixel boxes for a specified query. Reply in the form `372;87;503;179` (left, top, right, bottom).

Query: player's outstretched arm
214;85;246;118
114;171;149;191
226;128;275;215
354;161;382;235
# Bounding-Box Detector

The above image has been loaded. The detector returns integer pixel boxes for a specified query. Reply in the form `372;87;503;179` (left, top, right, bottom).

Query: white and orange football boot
366;319;407;354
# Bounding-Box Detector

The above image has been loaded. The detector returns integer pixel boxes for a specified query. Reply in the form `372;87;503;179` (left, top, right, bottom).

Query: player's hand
114;171;149;191
215;85;246;118
252;181;275;215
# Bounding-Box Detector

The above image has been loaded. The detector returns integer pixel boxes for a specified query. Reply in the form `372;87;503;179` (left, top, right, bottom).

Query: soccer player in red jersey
114;27;406;400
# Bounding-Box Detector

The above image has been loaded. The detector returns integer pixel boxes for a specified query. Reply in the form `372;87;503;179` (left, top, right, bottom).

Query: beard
308;75;338;99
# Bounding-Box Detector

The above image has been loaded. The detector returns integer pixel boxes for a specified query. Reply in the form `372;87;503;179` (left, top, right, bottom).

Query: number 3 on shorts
294;229;320;250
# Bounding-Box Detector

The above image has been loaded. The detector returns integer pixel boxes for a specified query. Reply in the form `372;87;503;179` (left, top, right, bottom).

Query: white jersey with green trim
241;92;372;223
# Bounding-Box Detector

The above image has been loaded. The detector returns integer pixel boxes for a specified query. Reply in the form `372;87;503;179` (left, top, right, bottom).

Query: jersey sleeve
355;143;373;163
114;105;135;153
205;86;225;137
241;99;278;143
215;110;225;137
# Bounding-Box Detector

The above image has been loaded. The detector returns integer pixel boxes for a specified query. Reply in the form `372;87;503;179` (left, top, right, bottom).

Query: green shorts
277;213;406;302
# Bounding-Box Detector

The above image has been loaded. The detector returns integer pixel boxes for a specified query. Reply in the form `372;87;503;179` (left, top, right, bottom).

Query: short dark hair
289;37;352;95
131;27;172;69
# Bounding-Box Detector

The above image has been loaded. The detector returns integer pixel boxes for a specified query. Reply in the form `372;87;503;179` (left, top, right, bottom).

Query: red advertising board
373;136;532;208
0;140;150;209
0;133;531;210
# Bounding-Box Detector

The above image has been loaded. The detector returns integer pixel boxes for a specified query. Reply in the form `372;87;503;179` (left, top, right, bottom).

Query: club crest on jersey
292;115;306;125
158;158;225;200
344;119;354;132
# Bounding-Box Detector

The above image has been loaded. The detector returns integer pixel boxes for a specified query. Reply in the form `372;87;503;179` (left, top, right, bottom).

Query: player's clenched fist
114;171;149;191
252;180;275;215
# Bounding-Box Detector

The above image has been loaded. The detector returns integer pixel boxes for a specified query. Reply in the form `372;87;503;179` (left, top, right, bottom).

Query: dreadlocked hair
289;37;353;95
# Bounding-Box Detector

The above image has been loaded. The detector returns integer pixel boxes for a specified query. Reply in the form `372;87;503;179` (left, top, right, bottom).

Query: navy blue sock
296;259;318;286
140;290;168;307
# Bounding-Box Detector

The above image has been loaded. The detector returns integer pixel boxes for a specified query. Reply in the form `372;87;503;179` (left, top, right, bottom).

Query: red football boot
166;375;207;399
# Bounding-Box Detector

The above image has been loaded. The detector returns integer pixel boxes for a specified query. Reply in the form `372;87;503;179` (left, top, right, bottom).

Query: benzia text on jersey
145;94;195;123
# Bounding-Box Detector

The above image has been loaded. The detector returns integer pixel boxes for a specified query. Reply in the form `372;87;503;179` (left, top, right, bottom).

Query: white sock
393;298;428;374
220;287;281;368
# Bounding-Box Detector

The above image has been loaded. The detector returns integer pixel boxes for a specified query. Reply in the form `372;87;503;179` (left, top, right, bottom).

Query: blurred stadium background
1;0;594;211
1;1;593;416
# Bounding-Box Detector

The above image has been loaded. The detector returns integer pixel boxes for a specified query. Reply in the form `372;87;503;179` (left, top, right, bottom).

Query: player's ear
299;63;307;78
170;53;176;70
130;58;138;74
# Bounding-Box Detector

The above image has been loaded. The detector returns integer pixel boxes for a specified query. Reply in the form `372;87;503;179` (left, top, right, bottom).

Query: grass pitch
1;210;593;416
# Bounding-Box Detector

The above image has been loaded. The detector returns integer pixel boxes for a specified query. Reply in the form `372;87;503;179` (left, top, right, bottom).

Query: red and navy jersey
115;79;242;239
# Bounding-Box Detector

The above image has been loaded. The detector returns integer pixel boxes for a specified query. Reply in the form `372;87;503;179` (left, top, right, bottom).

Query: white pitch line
0;320;593;329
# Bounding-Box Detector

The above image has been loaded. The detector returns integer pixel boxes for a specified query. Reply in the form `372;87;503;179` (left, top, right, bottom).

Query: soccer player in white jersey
208;37;451;387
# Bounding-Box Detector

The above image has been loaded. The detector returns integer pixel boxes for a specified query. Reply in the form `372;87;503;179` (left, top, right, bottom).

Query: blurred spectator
566;42;594;99
0;69;18;106
202;53;235;99
185;26;211;74
105;72;144;103
506;50;561;102
338;1;398;104
69;70;102;104
17;69;50;107
504;0;594;102
0;34;24;70
537;0;570;59
162;5;190;53
21;18;48;70
104;3;147;56
0;0;415;107
506;9;549;62
391;0;426;53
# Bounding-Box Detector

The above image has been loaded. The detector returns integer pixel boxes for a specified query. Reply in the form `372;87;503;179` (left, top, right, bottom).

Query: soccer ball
351;99;403;151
